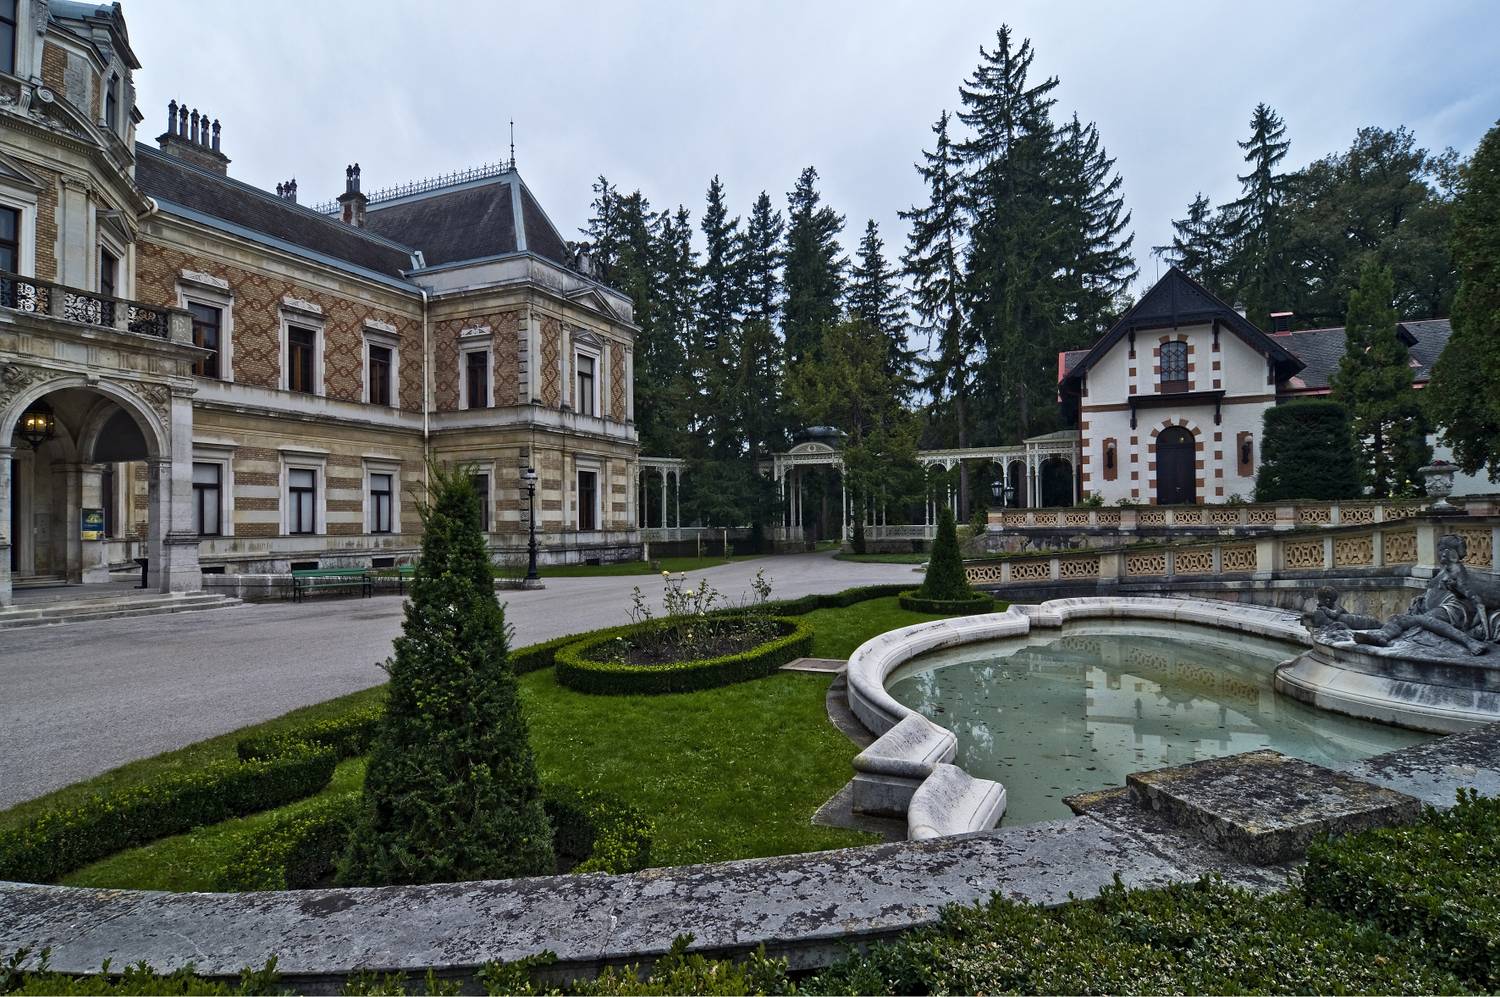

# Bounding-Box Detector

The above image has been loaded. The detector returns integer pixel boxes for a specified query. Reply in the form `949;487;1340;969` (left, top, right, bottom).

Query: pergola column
673;469;680;528
840;468;847;542
0;446;12;608
660;468;668;530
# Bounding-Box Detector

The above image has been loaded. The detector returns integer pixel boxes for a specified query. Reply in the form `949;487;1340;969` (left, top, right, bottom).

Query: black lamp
522;465;539;582
18;400;56;450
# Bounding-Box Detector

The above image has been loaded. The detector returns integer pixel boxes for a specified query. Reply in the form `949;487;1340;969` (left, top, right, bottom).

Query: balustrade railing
0;270;180;341
992;496;1444;533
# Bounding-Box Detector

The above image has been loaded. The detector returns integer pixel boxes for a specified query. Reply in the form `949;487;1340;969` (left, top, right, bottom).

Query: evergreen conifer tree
1254;400;1361;501
783;166;846;369
919;507;973;601
847;219;914;394
1332;258;1429;496
1053;114;1136;344
339;466;554;886
741;191;785;326
697;177;744;459
1427;121;1500;481
1228;103;1293;326
1157;193;1232;298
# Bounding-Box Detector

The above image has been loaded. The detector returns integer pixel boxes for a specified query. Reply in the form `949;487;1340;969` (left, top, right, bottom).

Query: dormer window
0;0;16;77
105;74;120;132
1160;341;1188;392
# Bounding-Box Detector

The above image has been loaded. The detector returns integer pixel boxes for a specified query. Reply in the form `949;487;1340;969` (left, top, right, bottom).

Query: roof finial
509;119;516;171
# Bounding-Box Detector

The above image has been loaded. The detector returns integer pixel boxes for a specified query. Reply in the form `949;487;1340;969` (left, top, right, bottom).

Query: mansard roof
135;146;420;281
1273;319;1451;393
361;172;572;270
1060;267;1304;387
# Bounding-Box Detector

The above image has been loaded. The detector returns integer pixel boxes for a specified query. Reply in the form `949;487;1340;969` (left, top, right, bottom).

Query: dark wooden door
1156;427;1196;505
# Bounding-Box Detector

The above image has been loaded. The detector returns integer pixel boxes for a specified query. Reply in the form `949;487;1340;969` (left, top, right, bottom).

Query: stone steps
0;592;243;630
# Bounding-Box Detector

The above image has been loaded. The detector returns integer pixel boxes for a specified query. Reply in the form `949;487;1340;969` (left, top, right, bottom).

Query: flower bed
556;617;814;695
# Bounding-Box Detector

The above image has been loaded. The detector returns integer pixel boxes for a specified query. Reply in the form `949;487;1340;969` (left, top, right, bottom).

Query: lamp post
18;400;56;450
522;465;540;582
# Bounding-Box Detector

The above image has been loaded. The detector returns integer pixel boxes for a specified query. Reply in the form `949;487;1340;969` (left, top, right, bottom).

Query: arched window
1160;341;1188;391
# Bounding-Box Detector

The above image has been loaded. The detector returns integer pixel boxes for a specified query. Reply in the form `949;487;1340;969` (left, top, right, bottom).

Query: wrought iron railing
308;159;514;214
0;270;174;339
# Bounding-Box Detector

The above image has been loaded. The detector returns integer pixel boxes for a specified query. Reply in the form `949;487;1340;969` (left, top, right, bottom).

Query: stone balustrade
965;516;1500;587
988;497;1500;534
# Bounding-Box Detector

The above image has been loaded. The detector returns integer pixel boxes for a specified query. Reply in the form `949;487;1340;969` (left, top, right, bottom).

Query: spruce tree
903;110;977;514
847;219;914;394
1228;103;1294;326
697;177;744;459
1156;193;1233;299
783;166;846;369
1053;113;1136;344
1332;258;1429;496
920;507;973;601
741;191;785;326
339;466;554;886
1427;121;1500;481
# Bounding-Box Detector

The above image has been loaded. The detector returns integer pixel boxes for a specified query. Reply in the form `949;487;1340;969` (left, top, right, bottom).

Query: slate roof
1272;319;1451;393
1060;267;1304;388
136;147;419;280
362;174;572;270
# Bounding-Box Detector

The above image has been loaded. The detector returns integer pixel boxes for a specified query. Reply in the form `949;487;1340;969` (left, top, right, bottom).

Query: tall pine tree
783;166;846;371
1053;113;1136;345
1156;192;1232;298
741;191;785;326
1228;103;1293;326
1332;258;1429;496
697;177;744;458
847;219;914;394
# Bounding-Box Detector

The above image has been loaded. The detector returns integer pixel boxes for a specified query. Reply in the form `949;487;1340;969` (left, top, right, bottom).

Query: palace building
0;1;641;607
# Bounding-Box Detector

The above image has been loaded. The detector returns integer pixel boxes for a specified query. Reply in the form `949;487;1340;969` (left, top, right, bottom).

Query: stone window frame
278;297;325;396
0;182;38;278
467;460;496;534
176;272;235;383
190;443;236;539
279;448;327;537
362;322;400;409
575;455;602;533
572;336;603;418
94;224;126;298
362;457;401;536
457;326;494;411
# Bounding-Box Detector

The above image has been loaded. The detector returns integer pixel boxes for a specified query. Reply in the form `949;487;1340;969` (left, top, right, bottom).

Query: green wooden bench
290;567;373;603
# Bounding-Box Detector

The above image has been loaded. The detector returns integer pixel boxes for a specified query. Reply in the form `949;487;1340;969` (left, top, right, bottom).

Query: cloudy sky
128;0;1498;294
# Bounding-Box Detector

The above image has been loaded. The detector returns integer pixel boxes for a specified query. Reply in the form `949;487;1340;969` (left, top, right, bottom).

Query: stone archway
1;374;197;606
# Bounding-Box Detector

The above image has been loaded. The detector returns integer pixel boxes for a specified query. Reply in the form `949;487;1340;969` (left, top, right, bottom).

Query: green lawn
834;551;931;565
514;554;762;578
28;597;959;891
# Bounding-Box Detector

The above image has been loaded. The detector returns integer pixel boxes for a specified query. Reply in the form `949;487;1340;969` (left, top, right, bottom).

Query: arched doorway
1155;427;1197;505
1006;460;1026;508
2;379;187;602
1039;457;1074;507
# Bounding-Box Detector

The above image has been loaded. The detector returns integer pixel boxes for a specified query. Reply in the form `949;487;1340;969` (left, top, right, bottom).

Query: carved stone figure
1344;534;1493;656
1305;585;1383;637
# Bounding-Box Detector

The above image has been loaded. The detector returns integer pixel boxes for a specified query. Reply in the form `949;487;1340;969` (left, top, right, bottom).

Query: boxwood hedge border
555;617;814;695
898;590;996;615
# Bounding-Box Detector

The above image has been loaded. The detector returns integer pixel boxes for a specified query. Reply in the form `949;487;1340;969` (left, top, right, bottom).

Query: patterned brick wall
431;310;522;410
33;167;59;281
40;44;66;93
610;348;627;421
540;317;561;407
135;241;422;409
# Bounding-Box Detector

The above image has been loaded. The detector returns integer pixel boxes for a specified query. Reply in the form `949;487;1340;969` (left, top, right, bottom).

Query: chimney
336;163;367;227
276;178;298;203
156;100;231;175
1269;310;1294;333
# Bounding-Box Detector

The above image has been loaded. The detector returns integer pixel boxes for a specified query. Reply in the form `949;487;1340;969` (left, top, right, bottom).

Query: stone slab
1339;721;1500;807
781;657;847;673
810;780;907;841
1126;750;1423;865
907;763;1006;840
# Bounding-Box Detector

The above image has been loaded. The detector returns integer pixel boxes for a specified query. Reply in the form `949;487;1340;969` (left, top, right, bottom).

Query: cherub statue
1305;586;1382;635
1348;534;1491;655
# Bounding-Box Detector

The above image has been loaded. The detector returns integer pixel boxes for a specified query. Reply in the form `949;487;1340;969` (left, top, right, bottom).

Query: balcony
0;270;189;341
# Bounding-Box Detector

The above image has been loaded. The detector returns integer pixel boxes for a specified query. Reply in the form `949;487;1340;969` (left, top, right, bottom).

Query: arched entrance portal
1039;457;1074;507
1155;426;1197;505
2;379;195;604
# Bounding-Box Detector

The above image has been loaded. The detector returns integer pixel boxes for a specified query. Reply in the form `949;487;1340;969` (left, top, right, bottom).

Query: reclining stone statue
1336;534;1495;656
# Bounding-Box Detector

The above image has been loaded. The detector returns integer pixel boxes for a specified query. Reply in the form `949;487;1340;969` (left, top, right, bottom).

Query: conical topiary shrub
920;507;973;601
338;464;554;885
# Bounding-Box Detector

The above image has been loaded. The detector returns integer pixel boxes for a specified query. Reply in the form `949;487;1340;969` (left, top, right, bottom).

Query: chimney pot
211;119;221;151
167;99;177;136
189;109;200;144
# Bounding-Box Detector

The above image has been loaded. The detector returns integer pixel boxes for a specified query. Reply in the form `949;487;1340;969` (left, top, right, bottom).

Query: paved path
0;553;919;809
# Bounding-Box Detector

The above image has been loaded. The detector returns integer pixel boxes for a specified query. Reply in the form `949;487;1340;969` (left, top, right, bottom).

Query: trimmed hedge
897;590;996;615
235;704;385;762
556;617;814;695
1304;789;1500;989
0;748;336;884
217;785;652;891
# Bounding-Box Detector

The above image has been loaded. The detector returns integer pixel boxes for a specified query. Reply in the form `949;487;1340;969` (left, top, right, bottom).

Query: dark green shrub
896;591;995;615
555;618;813;695
807;877;1465;995
234;704;384;762
542;786;653;875
339;464;554;886
216;793;361;891
917;508;973;602
1305;789;1500;989
0;950;283;996
1255;399;1361;501
0;749;335;884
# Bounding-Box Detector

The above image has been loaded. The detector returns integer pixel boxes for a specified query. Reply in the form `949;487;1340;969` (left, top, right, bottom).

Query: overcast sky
128;0;1498;296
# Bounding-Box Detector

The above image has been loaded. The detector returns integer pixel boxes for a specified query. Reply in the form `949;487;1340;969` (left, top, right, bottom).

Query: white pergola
635;456;685;529
918;430;1082;519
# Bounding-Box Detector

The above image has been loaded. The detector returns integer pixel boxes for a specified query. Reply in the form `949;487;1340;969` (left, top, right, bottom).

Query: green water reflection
886;621;1431;825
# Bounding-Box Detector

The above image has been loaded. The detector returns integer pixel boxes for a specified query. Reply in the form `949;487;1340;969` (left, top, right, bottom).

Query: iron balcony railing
0;270;179;340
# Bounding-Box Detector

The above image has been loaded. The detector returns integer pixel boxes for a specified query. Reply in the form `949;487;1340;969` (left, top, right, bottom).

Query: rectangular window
576;354;596;416
189;303;222;379
465;350;490;409
287;326;316;393
469;473;491;532
368;344;392;406
577;469;597;532
0;205;17;274
105;74;118;132
0;0;16;78
193;462;222;537
1160;341;1189;391
98;248;117;299
369;472;393;534
288;467;316;535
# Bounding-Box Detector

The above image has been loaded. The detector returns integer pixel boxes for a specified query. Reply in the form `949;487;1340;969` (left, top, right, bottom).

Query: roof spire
509;119;516;171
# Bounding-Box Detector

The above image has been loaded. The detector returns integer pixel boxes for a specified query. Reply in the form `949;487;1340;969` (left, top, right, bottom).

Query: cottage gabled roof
1272;319;1451;393
136;146;421;282
361;172;572;270
1060;267;1304;388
